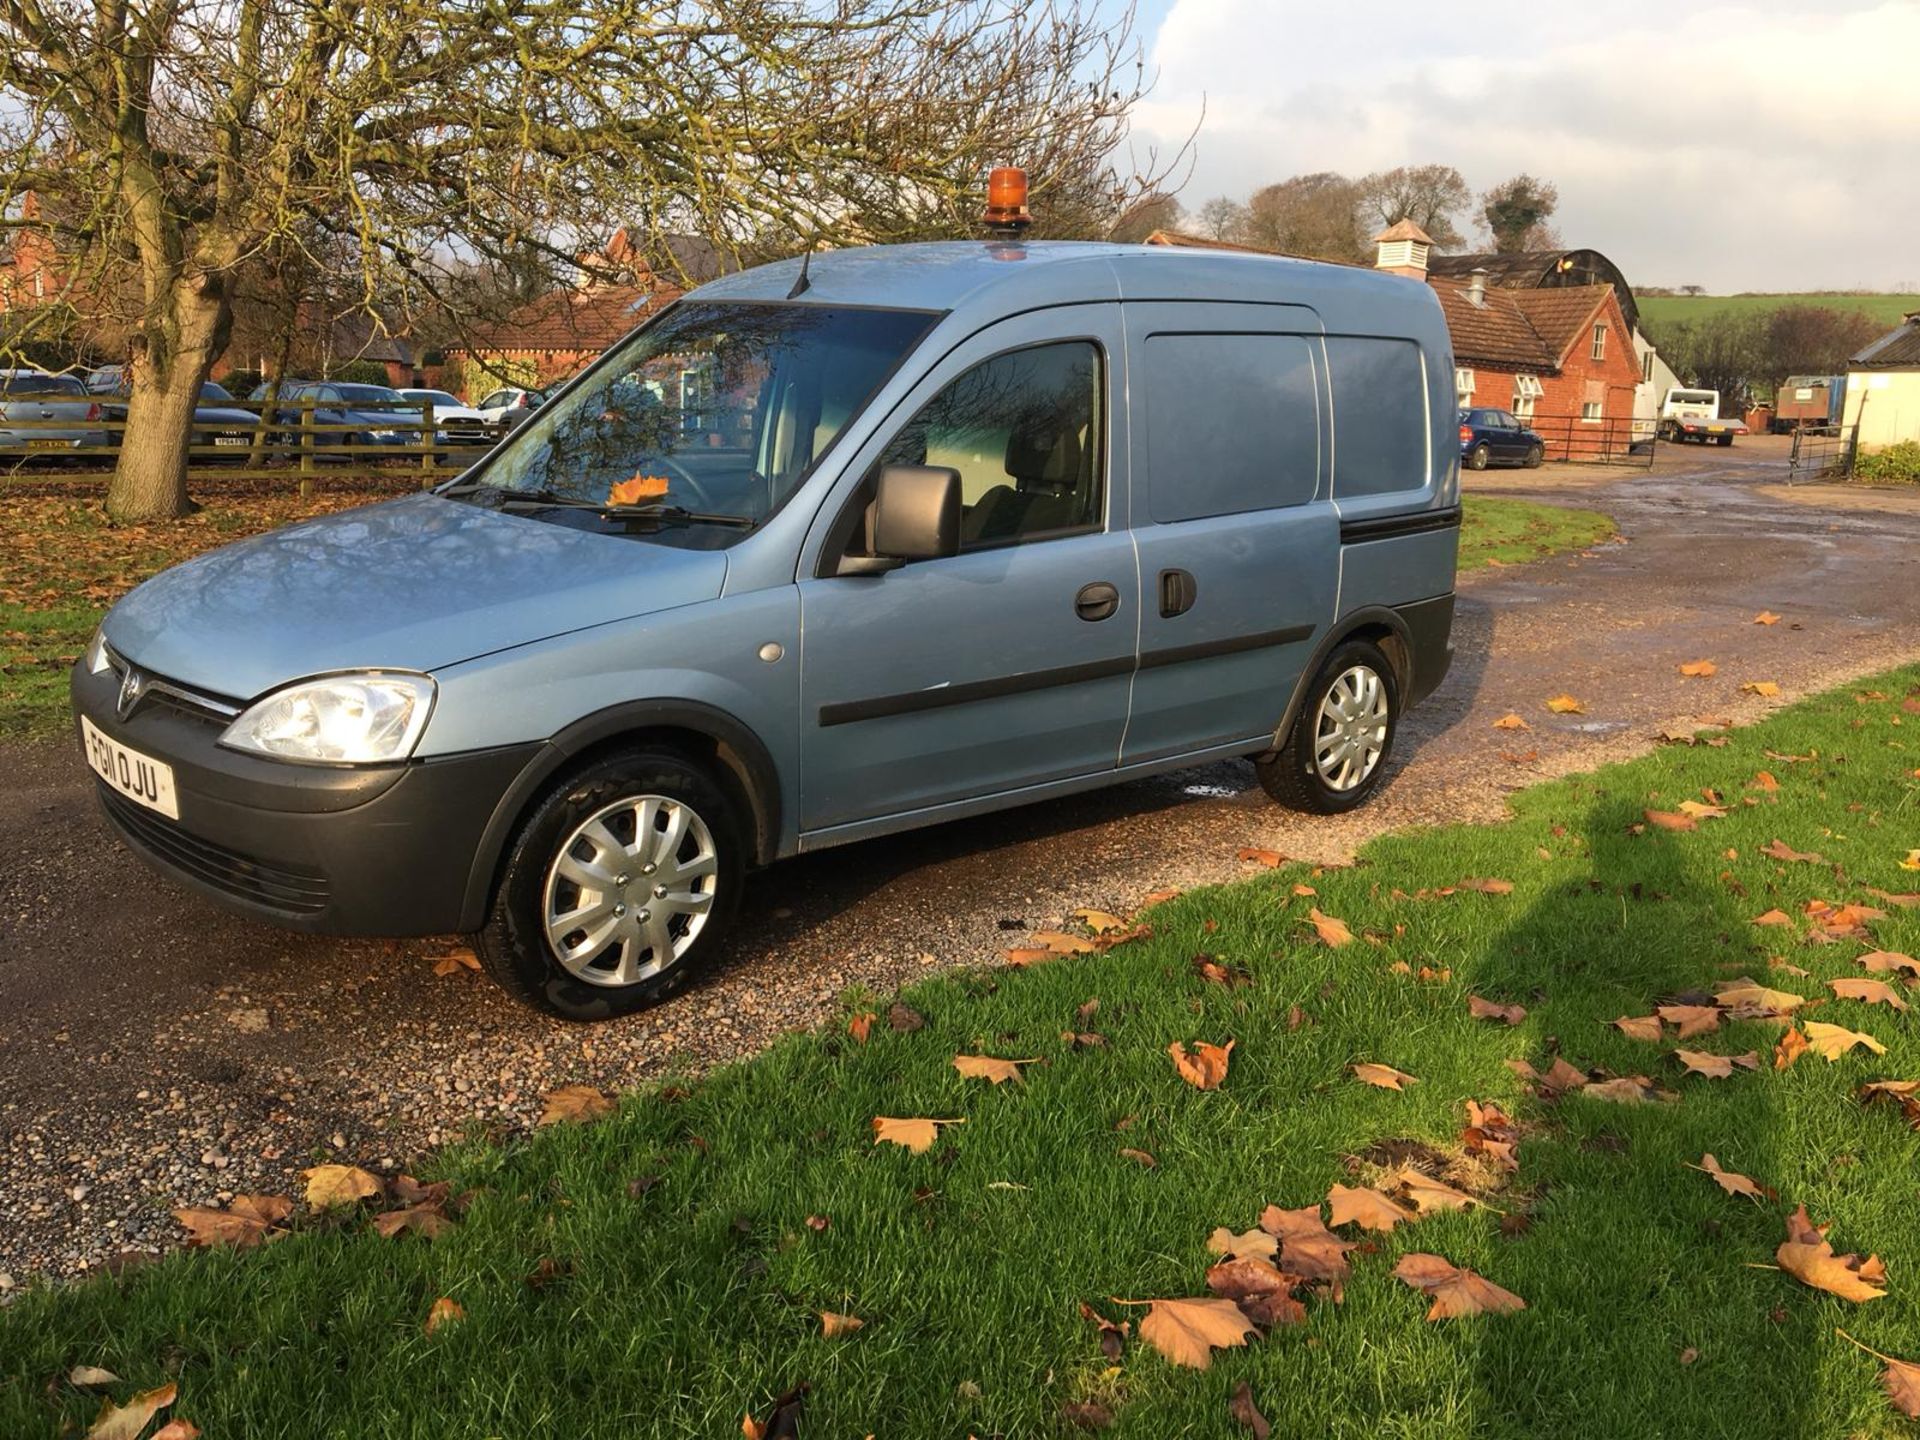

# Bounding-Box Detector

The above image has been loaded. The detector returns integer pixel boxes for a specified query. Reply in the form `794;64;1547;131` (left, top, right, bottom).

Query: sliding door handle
1159;568;1197;618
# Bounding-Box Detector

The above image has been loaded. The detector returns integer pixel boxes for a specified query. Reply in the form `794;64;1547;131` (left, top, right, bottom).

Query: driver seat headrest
1004;411;1081;492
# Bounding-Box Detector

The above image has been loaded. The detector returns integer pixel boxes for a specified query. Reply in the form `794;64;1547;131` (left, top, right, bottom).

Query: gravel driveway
4;444;1918;1284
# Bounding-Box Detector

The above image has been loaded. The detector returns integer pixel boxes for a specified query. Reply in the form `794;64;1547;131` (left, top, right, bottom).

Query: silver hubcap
542;795;718;988
1313;664;1389;791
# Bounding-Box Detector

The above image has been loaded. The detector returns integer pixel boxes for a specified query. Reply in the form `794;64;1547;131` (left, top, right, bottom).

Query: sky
1118;0;1920;294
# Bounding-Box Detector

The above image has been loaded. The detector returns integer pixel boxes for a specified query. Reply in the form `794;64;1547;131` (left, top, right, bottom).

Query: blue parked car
1458;407;1545;470
75;233;1462;1020
250;380;420;454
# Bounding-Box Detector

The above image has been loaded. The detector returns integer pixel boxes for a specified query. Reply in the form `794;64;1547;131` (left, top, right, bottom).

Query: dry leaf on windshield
1858;951;1920;977
173;1194;292;1249
1169;1040;1234;1090
424;1296;466;1335
1658;1004;1721;1038
1688;1153;1768;1202
1327;1183;1415;1232
953;1054;1037;1085
538;1084;614;1125
1828;978;1910;1012
1802;1022;1887;1061
1776;1206;1887;1303
1492;713;1531;730
1351;1062;1418;1091
1307;908;1354;947
1135;1296;1260;1369
302;1164;384;1211
1679;660;1717;677
84;1383;178;1440
820;1310;864;1338
1612;1014;1662;1042
871;1116;963;1153
608;474;669;505
1392;1253;1526;1320
1237;847;1284;868
1469;995;1527;1026
1546;694;1585;714
1676;1049;1759;1080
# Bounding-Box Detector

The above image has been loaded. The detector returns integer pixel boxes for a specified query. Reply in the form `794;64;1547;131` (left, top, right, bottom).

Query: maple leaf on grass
1658;1003;1721;1038
1206;1226;1279;1262
424;1296;466;1335
1392;1253;1526;1320
153;1423;200;1440
952;1054;1038;1085
1802;1021;1887;1061
1389;1168;1483;1214
1132;1296;1260;1369
538;1084;614;1125
1030;930;1097;954
1258;1205;1355;1290
1837;1329;1920;1420
1716;978;1806;1014
1776;1206;1886;1303
1859;1079;1920;1129
819;1311;864;1337
1583;1074;1677;1104
1351;1061;1418;1091
1644;809;1698;832
1169;1039;1234;1090
1774;1026;1811;1070
1206;1257;1307;1327
173;1194;292;1249
871;1116;963;1153
1760;839;1825;864
1073;907;1127;934
1827;977;1910;1011
374;1201;457;1240
1469;995;1527;1026
1612;1013;1662;1042
1307;907;1354;948
1857;950;1920;978
1327;1183;1414;1231
847;1011;875;1044
1675;1049;1759;1079
1687;1153;1769;1201
85;1383;177;1440
742;1384;807;1440
302;1163;384;1211
1229;1380;1273;1439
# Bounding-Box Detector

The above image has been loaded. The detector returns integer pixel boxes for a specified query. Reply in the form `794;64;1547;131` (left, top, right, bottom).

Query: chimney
1372;218;1433;280
1467;267;1489;307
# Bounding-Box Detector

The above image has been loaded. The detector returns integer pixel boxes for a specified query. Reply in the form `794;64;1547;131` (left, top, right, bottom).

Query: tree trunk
105;274;234;523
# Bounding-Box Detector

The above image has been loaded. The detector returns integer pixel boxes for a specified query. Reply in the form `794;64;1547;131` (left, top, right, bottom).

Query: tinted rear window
333;384;398;404
1327;336;1429;498
1141;332;1321;522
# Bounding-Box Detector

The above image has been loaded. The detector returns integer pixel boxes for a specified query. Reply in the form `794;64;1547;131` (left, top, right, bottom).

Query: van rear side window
1141;333;1320;523
1326;336;1429;498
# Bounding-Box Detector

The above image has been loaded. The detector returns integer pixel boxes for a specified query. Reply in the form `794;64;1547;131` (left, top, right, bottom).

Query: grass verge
3;671;1917;1438
1459;494;1615;571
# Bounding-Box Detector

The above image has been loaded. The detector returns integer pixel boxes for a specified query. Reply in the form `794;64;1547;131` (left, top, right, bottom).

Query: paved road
4;444;1919;1281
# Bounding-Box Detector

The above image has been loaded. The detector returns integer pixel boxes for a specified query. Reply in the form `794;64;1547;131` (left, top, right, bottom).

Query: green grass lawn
1638;293;1916;330
4;671;1916;1439
0;493;1610;741
1459;494;1615;571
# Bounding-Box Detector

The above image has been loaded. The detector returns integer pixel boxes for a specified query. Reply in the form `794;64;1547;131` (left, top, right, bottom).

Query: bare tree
1240;172;1366;264
1193;196;1248;242
1107;192;1182;243
1357;164;1471;250
1478;175;1560;254
0;0;1167;521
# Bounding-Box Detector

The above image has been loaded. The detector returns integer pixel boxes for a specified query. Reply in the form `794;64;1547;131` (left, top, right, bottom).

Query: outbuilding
1842;313;1920;452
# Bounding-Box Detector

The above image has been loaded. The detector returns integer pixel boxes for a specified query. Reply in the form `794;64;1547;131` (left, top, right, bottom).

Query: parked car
472;386;547;436
0;370;109;459
74;227;1460;1021
1657;387;1747;445
396;388;494;450
85;369;263;458
251;380;420;454
1458;407;1545;470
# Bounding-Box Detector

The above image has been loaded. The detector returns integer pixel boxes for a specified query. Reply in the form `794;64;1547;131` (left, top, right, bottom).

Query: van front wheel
476;749;743;1021
1256;641;1399;814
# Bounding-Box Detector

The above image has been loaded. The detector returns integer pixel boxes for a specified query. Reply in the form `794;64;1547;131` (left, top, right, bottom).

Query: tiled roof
1512;285;1613;361
1852;318;1920;369
1428;277;1554;370
460;284;677;355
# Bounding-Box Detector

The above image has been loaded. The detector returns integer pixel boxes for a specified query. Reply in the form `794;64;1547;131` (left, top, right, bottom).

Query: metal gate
1788;424;1857;484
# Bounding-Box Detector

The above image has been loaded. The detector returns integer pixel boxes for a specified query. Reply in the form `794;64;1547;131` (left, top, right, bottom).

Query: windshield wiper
440;483;754;529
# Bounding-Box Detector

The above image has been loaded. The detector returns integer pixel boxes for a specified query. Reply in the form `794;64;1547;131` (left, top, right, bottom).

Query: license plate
82;715;180;819
213;436;248;447
1708;426;1726;433
27;438;69;450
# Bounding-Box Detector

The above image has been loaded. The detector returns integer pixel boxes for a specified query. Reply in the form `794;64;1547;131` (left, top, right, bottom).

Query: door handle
1159;568;1197;618
1075;581;1120;622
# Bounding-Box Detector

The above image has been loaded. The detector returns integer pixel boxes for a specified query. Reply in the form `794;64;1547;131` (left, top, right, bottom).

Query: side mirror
840;464;960;575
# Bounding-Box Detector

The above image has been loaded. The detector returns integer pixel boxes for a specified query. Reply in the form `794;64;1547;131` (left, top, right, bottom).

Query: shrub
1854;439;1920;484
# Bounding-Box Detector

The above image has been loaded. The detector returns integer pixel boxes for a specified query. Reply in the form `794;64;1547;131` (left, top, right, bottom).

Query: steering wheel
652;455;718;511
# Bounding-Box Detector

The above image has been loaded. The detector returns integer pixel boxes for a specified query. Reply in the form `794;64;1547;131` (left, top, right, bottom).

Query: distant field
1637;292;1914;328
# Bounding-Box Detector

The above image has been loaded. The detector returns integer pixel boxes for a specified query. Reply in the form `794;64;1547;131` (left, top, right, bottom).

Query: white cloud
1131;0;1920;292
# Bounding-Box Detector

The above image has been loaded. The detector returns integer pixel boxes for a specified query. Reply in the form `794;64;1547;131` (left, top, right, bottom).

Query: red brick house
0;193;69;313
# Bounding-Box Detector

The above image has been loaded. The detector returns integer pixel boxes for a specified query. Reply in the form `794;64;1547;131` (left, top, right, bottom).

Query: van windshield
457;301;939;531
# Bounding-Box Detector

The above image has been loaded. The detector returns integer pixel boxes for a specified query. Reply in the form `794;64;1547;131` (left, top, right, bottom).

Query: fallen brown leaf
1073;908;1128;934
1583;1074;1676;1104
1493;712;1530;730
424;1296;466;1335
1750;770;1780;791
1675;1049;1760;1080
302;1163;384;1211
1469;995;1527;1026
1858;950;1920;978
1546;694;1585;714
1774;1026;1811;1070
173;1194;292;1249
1754;611;1781;625
1658;1003;1722;1038
952;1054;1038;1085
1308;907;1354;948
1612;1014;1663;1043
1753;909;1795;928
1689;1153;1768;1202
1760;839;1825;864
1207;1226;1280;1261
847;1011;875;1044
871;1116;963;1153
1802;1021;1887;1061
1351;1061;1418;1091
1236;847;1284;868
1205;1257;1307;1328
1390;1169;1482;1214
1776;1207;1886;1303
1742;681;1782;697
820;1311;864;1338
151;1422;200;1440
741;1384;807;1440
1837;1329;1920;1419
1859;1079;1920;1129
1228;1379;1273;1439
538;1084;614;1125
1118;1147;1158;1168
1169;1040;1234;1090
1679;659;1717;677
85;1383;177;1440
1716;978;1806;1013
1327;1183;1415;1232
1828;977;1910;1012
1644;809;1697;832
1392;1253;1526;1320
1031;930;1097;954
1257;1205;1355;1291
1134;1296;1260;1369
431;946;481;977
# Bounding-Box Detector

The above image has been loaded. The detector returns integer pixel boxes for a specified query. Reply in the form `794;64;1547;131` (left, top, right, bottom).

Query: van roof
688;240;1445;336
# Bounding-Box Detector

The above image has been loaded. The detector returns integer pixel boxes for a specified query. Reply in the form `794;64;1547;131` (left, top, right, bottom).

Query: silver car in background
0;370;109;459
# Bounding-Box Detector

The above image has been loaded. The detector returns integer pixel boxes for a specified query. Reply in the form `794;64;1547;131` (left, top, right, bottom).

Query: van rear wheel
476;748;743;1021
1256;640;1399;814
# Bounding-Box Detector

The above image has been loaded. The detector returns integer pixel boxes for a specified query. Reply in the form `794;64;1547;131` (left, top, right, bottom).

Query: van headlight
220;673;435;764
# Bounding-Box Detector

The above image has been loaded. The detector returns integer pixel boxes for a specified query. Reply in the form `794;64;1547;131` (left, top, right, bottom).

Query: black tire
1524;443;1544;468
1658;421;1678;443
475;748;744;1021
1256;640;1400;815
1467;443;1490;471
1715;434;1732;447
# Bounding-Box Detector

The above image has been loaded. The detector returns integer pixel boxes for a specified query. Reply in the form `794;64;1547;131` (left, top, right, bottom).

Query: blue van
73;239;1460;1019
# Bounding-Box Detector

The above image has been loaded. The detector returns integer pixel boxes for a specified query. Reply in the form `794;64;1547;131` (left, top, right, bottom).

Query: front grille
99;786;330;916
101;645;240;727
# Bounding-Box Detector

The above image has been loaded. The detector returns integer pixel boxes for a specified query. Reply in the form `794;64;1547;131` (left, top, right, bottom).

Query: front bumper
72;659;540;936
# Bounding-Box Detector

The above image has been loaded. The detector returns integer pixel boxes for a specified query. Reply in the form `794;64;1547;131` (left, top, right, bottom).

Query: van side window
876;341;1103;550
1141;333;1320;522
1326;336;1429;497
